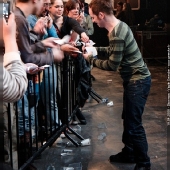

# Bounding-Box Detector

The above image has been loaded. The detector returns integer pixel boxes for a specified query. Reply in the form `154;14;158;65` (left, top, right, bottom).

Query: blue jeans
40;64;59;129
17;79;39;138
122;76;151;167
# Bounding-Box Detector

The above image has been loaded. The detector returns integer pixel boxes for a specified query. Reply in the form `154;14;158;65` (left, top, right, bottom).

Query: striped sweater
3;52;28;102
89;21;151;81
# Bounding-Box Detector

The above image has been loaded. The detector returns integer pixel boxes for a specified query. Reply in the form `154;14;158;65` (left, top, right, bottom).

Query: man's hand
25;63;44;75
60;44;79;53
3;13;19;53
45;15;53;29
33;17;47;35
76;12;84;24
52;47;65;63
3;13;16;44
60;44;81;57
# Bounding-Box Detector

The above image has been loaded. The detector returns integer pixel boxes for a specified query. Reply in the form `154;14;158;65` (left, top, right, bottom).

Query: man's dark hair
117;1;123;8
89;0;113;16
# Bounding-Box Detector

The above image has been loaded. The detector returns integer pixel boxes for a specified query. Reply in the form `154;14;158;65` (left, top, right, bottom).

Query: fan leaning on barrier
62;41;109;147
74;40;109;107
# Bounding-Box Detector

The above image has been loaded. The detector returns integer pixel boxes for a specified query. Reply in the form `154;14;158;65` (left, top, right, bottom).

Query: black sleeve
30;41;47;53
119;11;126;23
62;16;85;36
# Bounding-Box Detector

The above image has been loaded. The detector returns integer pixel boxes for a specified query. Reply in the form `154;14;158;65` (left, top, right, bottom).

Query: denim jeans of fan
17;80;39;138
40;64;60;130
17;93;34;138
122;76;151;167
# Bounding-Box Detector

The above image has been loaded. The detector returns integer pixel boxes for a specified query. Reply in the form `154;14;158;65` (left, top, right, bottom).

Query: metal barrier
3;55;83;170
3;54;108;170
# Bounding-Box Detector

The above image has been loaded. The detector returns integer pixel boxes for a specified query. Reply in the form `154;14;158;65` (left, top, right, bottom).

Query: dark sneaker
109;151;135;163
134;164;151;170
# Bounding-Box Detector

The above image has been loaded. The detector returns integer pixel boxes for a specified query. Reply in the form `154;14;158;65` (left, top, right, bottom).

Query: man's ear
98;12;105;19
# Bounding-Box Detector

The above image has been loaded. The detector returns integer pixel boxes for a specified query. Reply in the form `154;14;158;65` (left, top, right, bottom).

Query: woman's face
67;3;80;20
49;0;64;18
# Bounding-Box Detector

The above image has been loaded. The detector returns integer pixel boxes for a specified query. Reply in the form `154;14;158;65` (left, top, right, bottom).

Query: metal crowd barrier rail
3;55;86;170
4;54;107;170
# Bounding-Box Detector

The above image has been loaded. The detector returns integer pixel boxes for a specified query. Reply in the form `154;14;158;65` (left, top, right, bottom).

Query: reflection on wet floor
33;63;167;170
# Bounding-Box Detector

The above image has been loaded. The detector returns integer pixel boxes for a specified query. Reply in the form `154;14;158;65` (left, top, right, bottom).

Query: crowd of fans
3;0;163;170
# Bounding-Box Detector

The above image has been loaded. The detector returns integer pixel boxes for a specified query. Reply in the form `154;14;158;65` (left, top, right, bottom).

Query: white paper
53;39;65;45
85;47;97;56
40;65;50;68
107;101;114;107
89;40;95;46
82;40;95;46
53;35;71;45
72;50;82;53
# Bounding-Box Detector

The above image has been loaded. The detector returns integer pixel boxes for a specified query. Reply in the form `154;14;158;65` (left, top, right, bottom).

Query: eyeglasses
44;3;51;7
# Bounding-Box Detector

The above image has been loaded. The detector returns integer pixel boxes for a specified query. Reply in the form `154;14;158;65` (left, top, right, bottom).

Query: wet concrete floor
33;61;167;170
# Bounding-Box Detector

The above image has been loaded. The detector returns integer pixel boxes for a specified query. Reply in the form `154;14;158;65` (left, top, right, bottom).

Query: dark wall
133;0;168;25
90;0;169;47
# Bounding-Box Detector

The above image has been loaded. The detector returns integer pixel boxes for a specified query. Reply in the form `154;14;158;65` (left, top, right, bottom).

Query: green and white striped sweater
89;21;151;81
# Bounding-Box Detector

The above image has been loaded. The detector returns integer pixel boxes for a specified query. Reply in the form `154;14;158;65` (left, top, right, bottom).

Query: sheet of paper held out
85;47;97;56
72;50;82;53
39;65;50;69
53;35;71;45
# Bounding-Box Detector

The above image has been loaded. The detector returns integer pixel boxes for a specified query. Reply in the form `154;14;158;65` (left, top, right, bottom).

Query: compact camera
3;1;10;22
75;41;83;52
79;10;82;15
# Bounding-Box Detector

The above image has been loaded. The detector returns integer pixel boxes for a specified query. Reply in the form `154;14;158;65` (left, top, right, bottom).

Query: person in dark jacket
14;0;79;169
115;1;126;22
49;0;89;41
49;0;89;124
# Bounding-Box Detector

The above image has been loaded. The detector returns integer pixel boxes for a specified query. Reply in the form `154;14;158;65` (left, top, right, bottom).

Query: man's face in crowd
41;0;51;17
33;0;44;16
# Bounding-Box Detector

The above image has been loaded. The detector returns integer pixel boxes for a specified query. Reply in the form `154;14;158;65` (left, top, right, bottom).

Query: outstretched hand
61;43;79;53
25;63;44;75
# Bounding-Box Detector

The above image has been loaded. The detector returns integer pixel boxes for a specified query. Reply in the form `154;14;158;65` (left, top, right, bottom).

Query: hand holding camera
44;14;53;29
33;17;47;35
3;12;18;53
76;10;84;24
